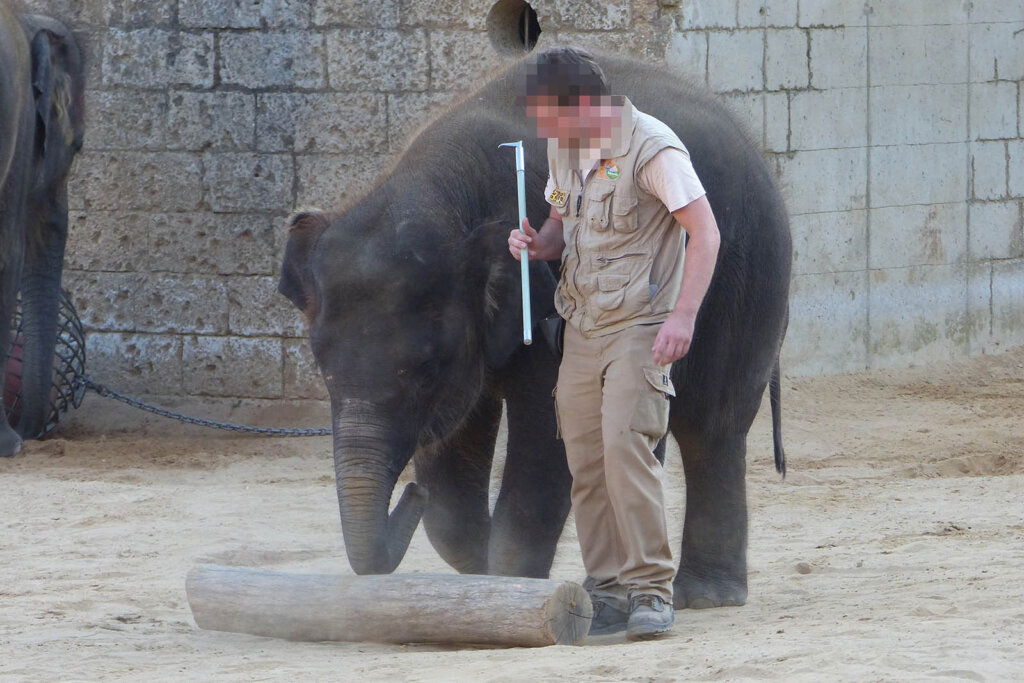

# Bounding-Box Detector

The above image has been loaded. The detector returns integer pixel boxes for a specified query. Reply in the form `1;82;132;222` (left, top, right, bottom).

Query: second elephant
0;2;85;457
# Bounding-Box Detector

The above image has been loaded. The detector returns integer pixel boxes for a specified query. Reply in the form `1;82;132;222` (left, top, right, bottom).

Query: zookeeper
508;47;721;641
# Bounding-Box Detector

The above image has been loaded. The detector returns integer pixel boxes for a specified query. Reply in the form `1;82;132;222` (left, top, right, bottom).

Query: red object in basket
4;333;23;426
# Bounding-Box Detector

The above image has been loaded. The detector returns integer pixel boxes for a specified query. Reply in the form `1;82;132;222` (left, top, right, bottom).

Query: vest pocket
586;183;615;231
610;193;638;233
593;272;628;312
590;252;653;327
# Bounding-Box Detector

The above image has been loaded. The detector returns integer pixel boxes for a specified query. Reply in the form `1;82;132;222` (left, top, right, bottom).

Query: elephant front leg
673;429;749;609
489;346;572;578
488;421;571;578
414;393;502;575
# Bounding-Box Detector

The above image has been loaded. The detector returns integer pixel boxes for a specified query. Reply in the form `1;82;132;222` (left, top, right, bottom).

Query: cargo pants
555;321;676;610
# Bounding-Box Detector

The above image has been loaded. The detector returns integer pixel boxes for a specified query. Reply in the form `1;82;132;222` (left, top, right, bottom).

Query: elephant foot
422;519;490;575
673;570;747;610
449;554;489;575
487;548;553;578
0;423;22;458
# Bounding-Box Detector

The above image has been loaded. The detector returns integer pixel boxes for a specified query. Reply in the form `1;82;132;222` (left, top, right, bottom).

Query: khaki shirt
546;99;691;337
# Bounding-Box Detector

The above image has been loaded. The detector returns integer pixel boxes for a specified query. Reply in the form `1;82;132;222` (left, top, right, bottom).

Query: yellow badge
548;188;568;206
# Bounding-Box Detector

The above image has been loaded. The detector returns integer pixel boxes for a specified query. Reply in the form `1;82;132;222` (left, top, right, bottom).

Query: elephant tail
770;358;786;478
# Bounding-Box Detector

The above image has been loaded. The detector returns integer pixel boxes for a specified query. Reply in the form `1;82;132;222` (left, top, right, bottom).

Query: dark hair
525;46;610;103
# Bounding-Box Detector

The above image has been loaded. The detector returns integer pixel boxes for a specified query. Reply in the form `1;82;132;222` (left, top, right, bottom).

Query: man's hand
508;207;565;261
652;196;720;366
508;218;539;261
652;311;696;365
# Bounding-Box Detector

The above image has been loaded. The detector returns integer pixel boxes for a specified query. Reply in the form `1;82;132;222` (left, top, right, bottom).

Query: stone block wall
664;0;1024;375
17;0;1024;404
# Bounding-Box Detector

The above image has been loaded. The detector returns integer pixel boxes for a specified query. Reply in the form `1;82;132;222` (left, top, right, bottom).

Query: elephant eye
414;358;439;377
395;358;438;379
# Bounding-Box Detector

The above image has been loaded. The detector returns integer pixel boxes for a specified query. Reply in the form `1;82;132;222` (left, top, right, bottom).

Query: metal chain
74;376;332;437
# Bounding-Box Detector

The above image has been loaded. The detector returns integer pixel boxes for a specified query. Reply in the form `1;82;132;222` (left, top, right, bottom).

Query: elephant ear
279;210;330;322
469;222;558;368
26;16;84;186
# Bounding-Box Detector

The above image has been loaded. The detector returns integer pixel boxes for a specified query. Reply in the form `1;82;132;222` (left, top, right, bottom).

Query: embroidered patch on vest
548;188;568;206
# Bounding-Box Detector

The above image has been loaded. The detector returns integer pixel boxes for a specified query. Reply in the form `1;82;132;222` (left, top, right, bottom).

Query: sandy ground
2;348;1024;682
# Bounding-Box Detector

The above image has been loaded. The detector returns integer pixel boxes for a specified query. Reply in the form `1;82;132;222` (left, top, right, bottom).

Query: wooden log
186;564;593;647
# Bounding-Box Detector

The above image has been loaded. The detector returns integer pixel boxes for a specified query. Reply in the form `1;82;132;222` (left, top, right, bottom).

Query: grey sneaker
589;600;629;636
626;594;674;640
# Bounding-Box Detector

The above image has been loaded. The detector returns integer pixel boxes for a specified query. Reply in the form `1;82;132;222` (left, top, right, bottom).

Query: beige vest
547;99;687;337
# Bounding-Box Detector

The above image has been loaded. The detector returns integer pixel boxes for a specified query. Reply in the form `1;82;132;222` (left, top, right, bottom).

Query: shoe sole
626;624;674;641
588;622;628;637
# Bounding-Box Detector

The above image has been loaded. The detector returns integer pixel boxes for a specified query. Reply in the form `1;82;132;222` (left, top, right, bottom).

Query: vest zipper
575;169;584;217
596;253;645;264
570;169;586;317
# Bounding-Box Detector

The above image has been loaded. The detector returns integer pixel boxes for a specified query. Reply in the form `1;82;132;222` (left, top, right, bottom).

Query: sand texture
2;349;1024;681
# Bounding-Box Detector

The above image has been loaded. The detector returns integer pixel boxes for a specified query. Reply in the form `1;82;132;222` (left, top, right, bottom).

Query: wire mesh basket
3;288;86;438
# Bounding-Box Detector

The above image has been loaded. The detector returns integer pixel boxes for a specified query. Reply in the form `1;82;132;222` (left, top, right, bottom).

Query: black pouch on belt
537;315;565;358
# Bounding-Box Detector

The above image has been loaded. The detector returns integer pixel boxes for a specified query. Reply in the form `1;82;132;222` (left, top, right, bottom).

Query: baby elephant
279;49;790;611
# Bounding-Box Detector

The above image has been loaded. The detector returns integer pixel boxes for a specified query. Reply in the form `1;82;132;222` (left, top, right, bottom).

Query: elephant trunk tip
346;481;429;576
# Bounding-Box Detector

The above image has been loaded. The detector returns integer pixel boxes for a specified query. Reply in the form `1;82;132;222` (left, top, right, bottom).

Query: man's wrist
669;307;697;323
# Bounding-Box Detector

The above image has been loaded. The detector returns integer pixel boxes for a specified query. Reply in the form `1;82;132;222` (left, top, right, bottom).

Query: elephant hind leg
672;426;749;609
414;393;502;575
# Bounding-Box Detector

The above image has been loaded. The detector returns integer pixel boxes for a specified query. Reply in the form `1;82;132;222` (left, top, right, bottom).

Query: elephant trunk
15;193;67;439
332;401;428;575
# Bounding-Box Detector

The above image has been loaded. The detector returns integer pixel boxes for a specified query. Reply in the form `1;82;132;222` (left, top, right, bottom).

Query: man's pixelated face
522;60;618;147
524;94;618;147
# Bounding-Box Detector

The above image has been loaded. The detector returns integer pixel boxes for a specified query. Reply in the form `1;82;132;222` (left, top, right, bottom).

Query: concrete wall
20;0;1024;402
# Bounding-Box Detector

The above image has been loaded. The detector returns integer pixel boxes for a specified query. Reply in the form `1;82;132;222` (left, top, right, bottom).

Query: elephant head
279;198;555;574
12;13;85;440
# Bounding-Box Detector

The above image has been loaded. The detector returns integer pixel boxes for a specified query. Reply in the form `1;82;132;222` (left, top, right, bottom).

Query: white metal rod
500;141;532;345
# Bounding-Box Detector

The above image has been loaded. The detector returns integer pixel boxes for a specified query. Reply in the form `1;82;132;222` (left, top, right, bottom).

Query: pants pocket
552;386;563;440
628;366;675;440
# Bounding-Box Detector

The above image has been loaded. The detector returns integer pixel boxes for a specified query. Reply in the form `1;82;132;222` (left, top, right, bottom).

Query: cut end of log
187;565;593;648
544;581;594;645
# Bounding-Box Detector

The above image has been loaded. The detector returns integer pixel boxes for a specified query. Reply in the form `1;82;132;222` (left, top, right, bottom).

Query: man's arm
651;195;720;365
508;203;566;262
